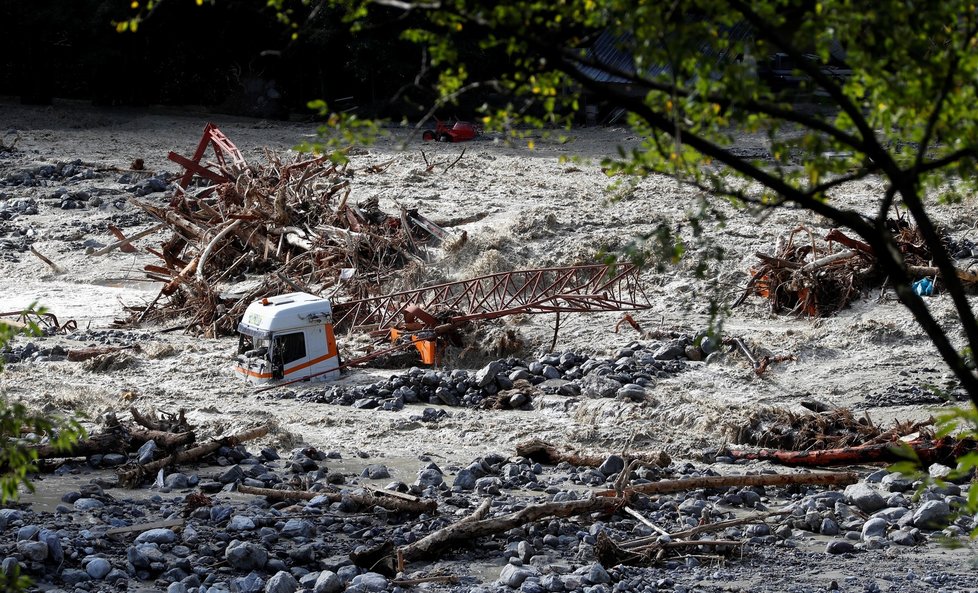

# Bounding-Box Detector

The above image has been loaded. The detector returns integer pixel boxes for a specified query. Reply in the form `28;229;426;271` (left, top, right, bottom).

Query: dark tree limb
118;425;268;487
31;428;193;460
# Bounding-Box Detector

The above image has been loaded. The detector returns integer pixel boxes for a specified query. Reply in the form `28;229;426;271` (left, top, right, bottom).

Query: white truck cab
234;292;340;384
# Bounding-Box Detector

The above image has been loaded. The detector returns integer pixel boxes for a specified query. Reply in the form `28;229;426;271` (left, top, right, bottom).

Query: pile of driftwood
172;435;855;572
727;405;934;451
721;405;978;467
126;143;455;336
27;408;269;488
736;220;976;316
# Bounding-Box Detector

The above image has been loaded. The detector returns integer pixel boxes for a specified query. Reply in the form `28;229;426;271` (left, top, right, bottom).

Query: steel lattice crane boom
332;263;650;334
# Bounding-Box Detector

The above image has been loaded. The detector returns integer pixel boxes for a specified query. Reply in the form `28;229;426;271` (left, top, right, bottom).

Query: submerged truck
233;292;340;384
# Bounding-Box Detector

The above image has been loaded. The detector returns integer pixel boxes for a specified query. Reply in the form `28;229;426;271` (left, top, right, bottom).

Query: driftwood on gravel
32;428;192;460
119;424;269;487
392;470;845;568
130;406;192;433
236;484;437;514
397;496;623;565
727;407;935;451
29;410;195;462
599;507;794;566
66;345;140;362
595;470;857;497
516;438;671;468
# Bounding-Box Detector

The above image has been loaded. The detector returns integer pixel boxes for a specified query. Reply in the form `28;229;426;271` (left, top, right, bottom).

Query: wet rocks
85;557;113;579
127;542;165;571
911;500;950;529
295;340;689;411
314;570;343;593
499;561;538;587
861;517;888;540
0;424;971;593
844;482;886;513
265;570;299;593
225;540;268;571
825;540;855;554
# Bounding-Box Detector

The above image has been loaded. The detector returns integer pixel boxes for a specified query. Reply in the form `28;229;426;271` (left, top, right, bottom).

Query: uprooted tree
281;0;978;413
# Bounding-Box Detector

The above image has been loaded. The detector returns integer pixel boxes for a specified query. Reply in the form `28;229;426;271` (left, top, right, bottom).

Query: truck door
272;331;307;379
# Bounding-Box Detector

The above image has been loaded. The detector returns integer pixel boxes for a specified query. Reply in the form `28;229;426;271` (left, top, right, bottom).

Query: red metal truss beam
331;264;650;334
168;123;247;189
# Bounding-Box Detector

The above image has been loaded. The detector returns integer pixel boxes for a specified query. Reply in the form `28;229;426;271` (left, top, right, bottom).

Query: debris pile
726;406;934;451
722;406;978;468
128;125;455;336
738;221;976;316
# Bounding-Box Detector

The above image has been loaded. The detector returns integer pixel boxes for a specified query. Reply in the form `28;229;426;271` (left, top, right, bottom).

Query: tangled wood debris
736;220;978;316
121;125;458;336
721;406;978;467
19;408;268;488
726;407;934;451
19;404;874;571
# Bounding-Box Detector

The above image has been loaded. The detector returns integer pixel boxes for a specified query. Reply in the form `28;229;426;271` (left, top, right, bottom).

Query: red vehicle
422;119;479;142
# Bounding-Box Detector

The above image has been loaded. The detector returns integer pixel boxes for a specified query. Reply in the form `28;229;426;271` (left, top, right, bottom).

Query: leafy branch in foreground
889;404;978;540
1;307;86;504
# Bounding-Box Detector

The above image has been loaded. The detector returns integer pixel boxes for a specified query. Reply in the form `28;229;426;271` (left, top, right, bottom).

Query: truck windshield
238;335;269;356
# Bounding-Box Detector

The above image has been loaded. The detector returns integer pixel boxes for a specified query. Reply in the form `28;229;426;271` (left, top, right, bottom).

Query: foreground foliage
1;309;85;501
1;309;84;590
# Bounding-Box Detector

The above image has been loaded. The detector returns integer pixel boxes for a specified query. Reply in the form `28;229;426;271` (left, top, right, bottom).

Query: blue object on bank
912;277;934;297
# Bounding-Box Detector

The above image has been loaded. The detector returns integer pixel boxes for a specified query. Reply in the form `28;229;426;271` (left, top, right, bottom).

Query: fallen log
727;437;977;468
595;471;857;497
618;510;791;551
391;576;459;587
67;345;138;362
236;484;437;514
800;249;861;273
105;518;184;537
32;429;127;460
129;429;195;451
516;439;671;468
907;264;978;284
119;425;269;487
596;531;742;567
30;427;194;461
398;496;623;564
